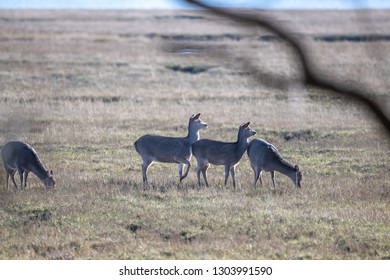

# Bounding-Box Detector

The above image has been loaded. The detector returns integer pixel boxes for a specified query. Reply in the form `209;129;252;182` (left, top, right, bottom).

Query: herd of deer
1;113;302;191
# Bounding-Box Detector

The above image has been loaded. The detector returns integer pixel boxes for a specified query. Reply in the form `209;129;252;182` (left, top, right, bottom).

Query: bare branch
185;0;390;136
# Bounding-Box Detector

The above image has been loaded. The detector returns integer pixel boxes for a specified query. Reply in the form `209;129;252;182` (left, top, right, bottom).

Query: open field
0;9;389;259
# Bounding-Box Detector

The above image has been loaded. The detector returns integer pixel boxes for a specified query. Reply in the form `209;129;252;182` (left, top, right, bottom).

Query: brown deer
247;138;302;188
192;122;256;188
1;141;55;190
134;113;208;184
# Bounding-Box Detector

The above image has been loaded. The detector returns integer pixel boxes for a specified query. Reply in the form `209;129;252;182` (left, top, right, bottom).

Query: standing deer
247;138;302;188
134;113;208;184
1;141;55;190
192;122;256;188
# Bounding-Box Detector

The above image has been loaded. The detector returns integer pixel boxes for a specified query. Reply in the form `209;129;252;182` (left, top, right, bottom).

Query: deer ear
193;113;201;119
50;170;53;175
295;165;299;171
242;122;250;128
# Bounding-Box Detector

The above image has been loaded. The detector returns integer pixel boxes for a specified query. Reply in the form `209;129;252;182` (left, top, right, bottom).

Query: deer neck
236;131;250;155
274;160;297;183
28;161;49;181
187;123;200;144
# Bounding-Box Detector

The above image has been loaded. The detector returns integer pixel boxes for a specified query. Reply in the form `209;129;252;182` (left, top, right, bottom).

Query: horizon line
1;0;390;10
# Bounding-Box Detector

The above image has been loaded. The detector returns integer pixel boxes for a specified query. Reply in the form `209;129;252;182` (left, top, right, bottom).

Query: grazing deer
1;141;55;190
134;113;208;184
247;138;302;188
192;122;256;188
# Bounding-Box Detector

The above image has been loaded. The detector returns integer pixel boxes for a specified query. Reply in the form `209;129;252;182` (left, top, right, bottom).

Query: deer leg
178;163;183;179
230;166;236;189
258;171;263;188
23;172;29;189
17;167;25;189
10;173;19;190
224;165;230;187
9;169;18;190
196;159;203;188
141;158;152;185
179;159;191;182
270;171;276;189
4;170;9;190
253;165;262;188
201;164;209;188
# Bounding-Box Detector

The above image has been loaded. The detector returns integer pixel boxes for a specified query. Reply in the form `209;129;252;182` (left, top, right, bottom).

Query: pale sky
1;0;389;9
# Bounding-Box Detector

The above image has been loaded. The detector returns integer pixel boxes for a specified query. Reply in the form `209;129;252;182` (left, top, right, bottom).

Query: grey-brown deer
1;141;55;190
247;138;302;188
192;122;256;188
134;113;208;184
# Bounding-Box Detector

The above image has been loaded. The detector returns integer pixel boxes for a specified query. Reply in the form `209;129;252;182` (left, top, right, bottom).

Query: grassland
0;9;389;260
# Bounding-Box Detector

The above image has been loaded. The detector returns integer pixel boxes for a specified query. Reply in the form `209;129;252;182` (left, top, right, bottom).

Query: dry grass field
0;9;389;260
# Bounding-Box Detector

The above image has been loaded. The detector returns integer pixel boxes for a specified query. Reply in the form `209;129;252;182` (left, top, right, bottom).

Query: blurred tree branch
184;0;390;136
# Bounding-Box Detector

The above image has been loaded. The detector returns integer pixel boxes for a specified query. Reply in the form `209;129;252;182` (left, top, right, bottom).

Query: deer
1;141;55;190
134;113;208;185
247;138;302;189
192;122;256;189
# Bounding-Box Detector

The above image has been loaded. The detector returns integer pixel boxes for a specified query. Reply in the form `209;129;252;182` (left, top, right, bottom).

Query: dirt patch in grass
165;64;214;74
315;34;390;42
